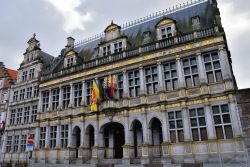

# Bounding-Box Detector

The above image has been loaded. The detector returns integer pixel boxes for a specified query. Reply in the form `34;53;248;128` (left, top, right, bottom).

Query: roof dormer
25;33;41;54
104;21;122;42
155;18;177;40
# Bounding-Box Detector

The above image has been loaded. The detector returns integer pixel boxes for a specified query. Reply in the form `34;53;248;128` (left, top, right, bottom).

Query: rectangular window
203;51;223;83
145;65;158;94
31;105;37;123
66;57;74;67
86;81;93;105
163;61;178;91
22;71;28;81
16;108;23;125
34;85;39;97
117;74;123;99
128;70;140;97
26;87;33;99
24;106;30;124
13;135;19;152
61;124;69;148
10;109;16;125
103;45;111;56
42;91;49;112
74;83;82;107
29;68;35;79
39;127;46;149
62;86;70;109
168;111;184;143
50;126;57;148
6;136;12;152
21;135;27;152
161;26;173;39
189;108;207;141
13;91;18;101
114;41;123;53
212;104;233;139
52;88;60;110
183;57;200;87
19;89;26;100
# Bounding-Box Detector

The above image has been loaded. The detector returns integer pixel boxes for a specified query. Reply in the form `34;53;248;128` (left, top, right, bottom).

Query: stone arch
72;126;81;148
130;119;143;158
85;124;95;148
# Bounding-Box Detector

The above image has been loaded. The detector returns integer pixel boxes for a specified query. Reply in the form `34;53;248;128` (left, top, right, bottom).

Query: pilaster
204;98;216;140
139;64;145;95
157;60;164;92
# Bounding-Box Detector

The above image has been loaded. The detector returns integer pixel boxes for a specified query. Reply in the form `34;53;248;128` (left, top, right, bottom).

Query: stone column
69;83;74;107
58;86;63;109
81;80;86;106
80;121;85;147
123;110;131;165
34;127;40;149
139;65;145;95
56;124;60;148
218;46;232;81
204;99;216;140
2;133;7;153
229;95;243;137
38;91;42;112
141;109;150;164
157;60;164;92
181;103;191;141
196;50;207;84
123;70;129;98
176;55;185;89
45;125;50;148
48;89;52;111
67;122;72;148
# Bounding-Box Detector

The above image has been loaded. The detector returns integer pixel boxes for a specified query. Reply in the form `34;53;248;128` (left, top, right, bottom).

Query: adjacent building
0;63;17;151
30;0;247;166
1;35;53;163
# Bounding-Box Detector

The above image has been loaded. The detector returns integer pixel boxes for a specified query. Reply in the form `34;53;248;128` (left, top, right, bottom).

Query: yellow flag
91;80;100;111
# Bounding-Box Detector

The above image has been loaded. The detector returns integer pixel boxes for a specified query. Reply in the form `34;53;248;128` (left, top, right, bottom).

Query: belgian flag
91;80;100;111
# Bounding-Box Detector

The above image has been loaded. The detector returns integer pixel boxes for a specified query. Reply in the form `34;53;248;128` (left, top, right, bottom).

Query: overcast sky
0;0;249;89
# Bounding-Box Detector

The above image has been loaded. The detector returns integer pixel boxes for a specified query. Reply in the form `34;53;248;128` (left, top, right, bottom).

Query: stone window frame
182;56;200;88
168;110;184;143
29;68;35;80
13;135;19;152
22;70;28;82
128;69;140;98
34;85;39;97
6;136;12;152
62;85;71;109
16;108;23;125
86;80;93;105
23;106;30;124
20;135;27;152
163;61;178;91
39;127;46;149
19;88;26;100
13;90;18;102
114;40;123;53
203;51;223;83
60;124;69;148
50;126;57;148
212;104;233;139
189;107;208;141
26;87;32;99
103;44;111;56
66;56;74;68
145;65;159;94
52;88;60;110
42;91;49;112
117;73;123;99
73;82;82;107
9;109;16;126
31;105;37;123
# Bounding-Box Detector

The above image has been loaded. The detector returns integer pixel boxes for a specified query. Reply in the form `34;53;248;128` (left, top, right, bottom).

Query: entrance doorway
131;120;143;158
72;126;81;158
103;122;125;159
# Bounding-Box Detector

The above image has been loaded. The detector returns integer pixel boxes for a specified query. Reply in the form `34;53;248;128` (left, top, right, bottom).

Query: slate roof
44;0;220;75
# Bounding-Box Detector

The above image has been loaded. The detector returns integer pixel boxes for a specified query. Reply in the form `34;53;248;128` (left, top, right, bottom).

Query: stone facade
1;35;53;163
1;0;249;167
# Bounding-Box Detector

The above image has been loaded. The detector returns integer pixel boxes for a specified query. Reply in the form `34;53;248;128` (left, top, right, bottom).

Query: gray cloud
0;0;249;89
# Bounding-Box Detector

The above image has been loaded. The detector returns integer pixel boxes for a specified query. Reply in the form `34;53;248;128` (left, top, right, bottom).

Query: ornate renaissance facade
2;0;248;167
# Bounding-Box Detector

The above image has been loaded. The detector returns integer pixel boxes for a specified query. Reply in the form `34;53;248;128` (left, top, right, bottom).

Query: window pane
193;75;200;86
185;76;192;87
197;108;204;116
200;128;208;141
184;68;190;75
223;114;231;123
191;66;198;73
205;63;212;71
192;129;199;141
169;121;175;129
214;116;221;124
221;105;229;113
191;119;197;127
173;79;178;90
216;126;224;139
225;125;233;139
170;131;176;143
190;109;196;117
178;130;184;142
213;61;221;69
204;55;210;62
212;106;220;114
199;118;206;126
176;111;182;119
215;71;223;82
177;120;183;128
190;58;197;65
168;112;174;119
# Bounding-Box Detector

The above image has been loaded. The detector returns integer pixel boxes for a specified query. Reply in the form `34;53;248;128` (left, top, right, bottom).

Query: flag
108;75;114;98
91;80;100;111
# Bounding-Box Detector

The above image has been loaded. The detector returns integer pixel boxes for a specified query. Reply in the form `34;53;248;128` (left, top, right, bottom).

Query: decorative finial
111;20;114;25
33;33;36;38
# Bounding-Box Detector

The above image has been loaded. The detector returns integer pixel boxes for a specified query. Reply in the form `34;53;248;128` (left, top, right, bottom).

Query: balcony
41;26;219;82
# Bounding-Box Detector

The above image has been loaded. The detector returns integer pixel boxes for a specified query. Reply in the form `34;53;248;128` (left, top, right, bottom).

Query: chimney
66;37;75;48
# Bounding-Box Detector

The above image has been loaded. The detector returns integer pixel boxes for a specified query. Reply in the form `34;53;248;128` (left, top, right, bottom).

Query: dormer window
161;26;172;39
66;57;74;67
192;16;200;30
103;45;111;56
114;41;122;53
